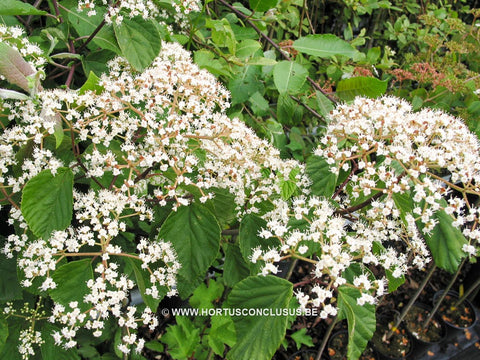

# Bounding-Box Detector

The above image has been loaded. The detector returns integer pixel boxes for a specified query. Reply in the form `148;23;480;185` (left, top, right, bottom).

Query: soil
371;315;412;359
404;304;446;343
436;293;476;329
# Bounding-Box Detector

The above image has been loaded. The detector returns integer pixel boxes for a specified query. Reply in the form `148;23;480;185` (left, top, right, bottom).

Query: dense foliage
0;0;480;359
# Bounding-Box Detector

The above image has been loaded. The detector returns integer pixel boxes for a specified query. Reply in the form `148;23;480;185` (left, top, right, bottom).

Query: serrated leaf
125;257;162;311
50;259;93;312
208;315;236;355
41;323;80;360
337;286;376;360
418;209;467;273
0;247;22;301
226;276;292;360
315;90;334;118
189;279;224;310
162;317;200;360
113;18;161;71
62;0;120;54
273;61;308;94
79;71;105;95
280;179;298;200
306;155;337;198
0;0;47;15
21;168;73;239
336;76;388;102
249;0;279;12
239;214;281;268
224;243;250;287
0;315;8;354
293;34;358;60
158;203;221;286
291;328;314;349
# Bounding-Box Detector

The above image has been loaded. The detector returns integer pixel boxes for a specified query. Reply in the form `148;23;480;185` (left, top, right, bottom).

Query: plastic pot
403;303;447;357
371;310;413;360
432;290;477;339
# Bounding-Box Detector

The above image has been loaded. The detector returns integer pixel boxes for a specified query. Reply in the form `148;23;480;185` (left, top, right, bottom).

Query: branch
216;0;337;105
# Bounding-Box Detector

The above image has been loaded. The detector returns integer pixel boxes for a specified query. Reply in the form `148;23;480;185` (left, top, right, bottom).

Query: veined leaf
113;18;161;71
21;168;73;239
293;34;358;60
418;209;467;273
337;286;376;360
50;259;93;312
249;0;279;12
273;61;308;95
306;155;337;198
0;0;46;15
336;76;388;102
158;203;221;286
227;276;292;360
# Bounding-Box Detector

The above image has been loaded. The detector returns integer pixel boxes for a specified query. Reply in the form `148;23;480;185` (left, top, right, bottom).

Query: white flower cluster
77;0;201;24
315;96;480;244
0;39;307;355
253;96;480;314
0;25;46;73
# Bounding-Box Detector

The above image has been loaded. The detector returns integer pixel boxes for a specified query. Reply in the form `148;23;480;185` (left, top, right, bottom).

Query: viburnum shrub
1;1;480;360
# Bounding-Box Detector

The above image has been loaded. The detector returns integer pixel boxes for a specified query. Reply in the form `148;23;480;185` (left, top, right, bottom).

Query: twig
216;0;337;104
315;315;337;360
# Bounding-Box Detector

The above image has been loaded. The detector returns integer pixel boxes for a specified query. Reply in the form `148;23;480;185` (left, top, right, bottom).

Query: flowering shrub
1;1;480;360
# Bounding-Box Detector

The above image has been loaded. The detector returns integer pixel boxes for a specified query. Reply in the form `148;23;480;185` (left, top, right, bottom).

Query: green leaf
236;39;261;59
41;323;80;360
125;258;162;311
226;276;292;360
418;209;467;273
239;214;281;267
162;317;201;360
21;168;73;239
336;77;388;102
314;90;335;118
337;286;376;360
228;66;264;106
62;0;120;54
0;239;22;301
113;18;161;71
224;243;250;287
79;71;105;95
0;315;8;354
158;203;221;285
293;34;358;60
50;259;93;312
189;279;224;310
0;0;46;15
249;0;279;12
277;93;303;126
82;49;116;76
306;155;337;198
280;179;298;200
385;268;405;292
273;61;308;95
194;50;231;77
291;328;314;350
208;315;236;356
145;341;164;353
